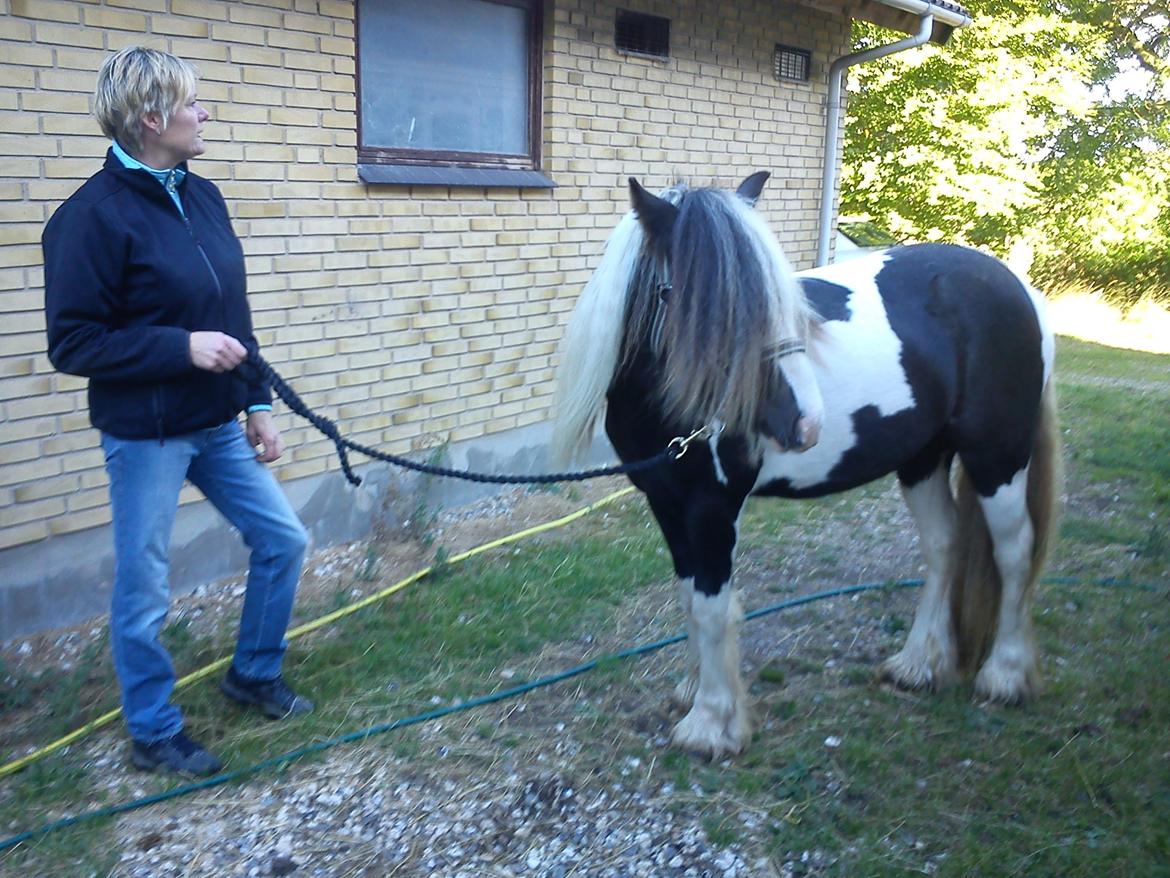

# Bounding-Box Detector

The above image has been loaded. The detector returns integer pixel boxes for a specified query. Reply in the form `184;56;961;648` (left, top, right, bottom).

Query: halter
649;255;672;355
764;338;807;359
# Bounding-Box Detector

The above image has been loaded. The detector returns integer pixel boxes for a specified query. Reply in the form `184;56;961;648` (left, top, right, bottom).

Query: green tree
841;0;1170;302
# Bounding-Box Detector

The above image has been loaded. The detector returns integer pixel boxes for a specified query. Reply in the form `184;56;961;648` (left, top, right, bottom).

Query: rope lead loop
244;349;678;487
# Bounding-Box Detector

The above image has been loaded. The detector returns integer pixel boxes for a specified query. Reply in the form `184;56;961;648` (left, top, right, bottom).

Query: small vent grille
616;10;670;58
774;44;811;82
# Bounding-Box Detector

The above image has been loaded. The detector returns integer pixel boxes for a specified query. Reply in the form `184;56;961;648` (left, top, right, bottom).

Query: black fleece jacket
43;150;270;440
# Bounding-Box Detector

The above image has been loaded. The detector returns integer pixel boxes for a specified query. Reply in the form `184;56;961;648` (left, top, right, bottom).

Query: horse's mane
550;208;647;463
550;182;810;463
630;186;811;435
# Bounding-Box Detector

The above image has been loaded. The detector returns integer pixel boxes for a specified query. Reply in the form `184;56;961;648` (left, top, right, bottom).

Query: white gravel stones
110;759;761;877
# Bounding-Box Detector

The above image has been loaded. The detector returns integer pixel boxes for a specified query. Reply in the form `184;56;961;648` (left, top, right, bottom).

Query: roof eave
852;0;973;44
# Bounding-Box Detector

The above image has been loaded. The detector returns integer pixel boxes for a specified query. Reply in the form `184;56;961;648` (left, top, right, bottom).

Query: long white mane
549;209;645;465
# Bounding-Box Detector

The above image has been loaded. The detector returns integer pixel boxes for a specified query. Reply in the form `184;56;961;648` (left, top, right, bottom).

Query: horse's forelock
657;187;808;433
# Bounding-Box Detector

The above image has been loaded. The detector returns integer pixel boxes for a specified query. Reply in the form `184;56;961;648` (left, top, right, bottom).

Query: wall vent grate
616;10;670;58
774;44;811;82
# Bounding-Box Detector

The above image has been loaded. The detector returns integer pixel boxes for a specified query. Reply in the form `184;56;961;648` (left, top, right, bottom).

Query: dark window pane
360;0;530;155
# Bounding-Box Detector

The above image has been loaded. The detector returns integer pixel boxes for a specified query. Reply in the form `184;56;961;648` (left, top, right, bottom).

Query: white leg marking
671;577;699;710
670;588;751;757
881;467;959;691
974;469;1040;703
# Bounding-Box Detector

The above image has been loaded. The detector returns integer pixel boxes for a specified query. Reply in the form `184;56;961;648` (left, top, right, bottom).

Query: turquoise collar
111;141;186;215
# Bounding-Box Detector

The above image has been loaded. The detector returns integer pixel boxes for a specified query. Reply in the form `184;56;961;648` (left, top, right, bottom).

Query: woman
42;46;313;777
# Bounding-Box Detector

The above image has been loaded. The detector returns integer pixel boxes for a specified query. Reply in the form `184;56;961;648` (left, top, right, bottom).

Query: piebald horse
551;173;1059;757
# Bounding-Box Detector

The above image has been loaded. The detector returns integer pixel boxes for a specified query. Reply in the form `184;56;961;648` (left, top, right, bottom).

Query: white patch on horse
754;257;916;491
708;420;728;485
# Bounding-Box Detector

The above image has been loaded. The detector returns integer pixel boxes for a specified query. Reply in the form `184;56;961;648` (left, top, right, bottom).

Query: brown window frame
355;0;551;188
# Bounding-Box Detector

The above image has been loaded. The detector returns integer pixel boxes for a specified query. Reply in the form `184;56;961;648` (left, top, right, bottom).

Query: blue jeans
101;420;309;744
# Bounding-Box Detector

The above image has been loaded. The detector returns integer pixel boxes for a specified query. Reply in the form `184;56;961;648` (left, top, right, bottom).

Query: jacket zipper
180;199;234;423
183;214;224;300
152;385;165;445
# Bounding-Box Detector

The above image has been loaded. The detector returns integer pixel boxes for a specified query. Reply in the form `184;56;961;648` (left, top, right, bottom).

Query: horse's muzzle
796;415;821;451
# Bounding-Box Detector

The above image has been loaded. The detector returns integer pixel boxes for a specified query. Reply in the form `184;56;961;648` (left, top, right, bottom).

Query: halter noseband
764;338;807;359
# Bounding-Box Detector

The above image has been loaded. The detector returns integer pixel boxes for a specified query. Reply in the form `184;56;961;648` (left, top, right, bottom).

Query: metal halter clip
667;424;717;460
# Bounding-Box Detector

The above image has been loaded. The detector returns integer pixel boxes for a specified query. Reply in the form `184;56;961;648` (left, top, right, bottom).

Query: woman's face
147;92;209;166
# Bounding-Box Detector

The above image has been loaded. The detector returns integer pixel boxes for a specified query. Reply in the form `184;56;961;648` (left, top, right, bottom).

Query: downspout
815;5;966;266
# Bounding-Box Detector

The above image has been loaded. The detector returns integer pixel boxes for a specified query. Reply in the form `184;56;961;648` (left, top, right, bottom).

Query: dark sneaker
131;731;224;777
220;667;314;720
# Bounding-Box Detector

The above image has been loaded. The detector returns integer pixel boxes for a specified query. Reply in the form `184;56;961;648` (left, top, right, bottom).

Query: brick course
0;0;848;552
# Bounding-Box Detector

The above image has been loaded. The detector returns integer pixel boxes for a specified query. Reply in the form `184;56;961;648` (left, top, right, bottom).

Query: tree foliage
841;0;1170;302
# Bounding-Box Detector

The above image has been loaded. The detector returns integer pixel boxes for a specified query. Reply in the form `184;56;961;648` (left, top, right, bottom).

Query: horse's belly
752;434;912;498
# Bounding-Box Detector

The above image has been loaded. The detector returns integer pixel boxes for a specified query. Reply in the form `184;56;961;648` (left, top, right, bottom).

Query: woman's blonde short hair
93;46;198;155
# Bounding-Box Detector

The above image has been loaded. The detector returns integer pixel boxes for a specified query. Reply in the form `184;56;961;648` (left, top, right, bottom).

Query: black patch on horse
800;278;852;323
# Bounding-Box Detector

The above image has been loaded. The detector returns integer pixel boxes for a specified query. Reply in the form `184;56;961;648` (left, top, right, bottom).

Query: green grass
1;334;1167;876
733;583;1169;876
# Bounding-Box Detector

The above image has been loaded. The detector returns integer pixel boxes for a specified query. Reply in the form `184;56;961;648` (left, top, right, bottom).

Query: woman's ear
141;111;164;136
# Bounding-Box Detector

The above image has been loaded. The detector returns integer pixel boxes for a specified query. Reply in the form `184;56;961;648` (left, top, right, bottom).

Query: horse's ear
629;178;678;244
735;171;771;206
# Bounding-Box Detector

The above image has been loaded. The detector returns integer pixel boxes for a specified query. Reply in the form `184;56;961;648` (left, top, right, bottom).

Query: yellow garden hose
0;485;635;780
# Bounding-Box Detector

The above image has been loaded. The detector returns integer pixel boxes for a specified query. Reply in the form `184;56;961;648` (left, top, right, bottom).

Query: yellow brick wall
0;0;848;552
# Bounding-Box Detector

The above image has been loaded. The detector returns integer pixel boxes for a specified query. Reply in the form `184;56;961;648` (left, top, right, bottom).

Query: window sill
358;163;556;189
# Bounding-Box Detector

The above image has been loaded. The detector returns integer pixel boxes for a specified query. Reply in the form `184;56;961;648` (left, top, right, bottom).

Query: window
615;10;670;59
774;44;811;83
357;0;550;187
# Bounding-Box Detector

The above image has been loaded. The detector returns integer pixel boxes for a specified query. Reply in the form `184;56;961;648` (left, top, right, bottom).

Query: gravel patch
92;481;923;878
109;756;779;878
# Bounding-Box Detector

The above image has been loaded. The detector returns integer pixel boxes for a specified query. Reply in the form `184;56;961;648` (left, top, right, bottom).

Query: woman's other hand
245;410;285;463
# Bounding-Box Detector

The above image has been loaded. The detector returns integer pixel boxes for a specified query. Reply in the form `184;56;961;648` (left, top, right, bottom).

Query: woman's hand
190;331;246;372
245;410;285;463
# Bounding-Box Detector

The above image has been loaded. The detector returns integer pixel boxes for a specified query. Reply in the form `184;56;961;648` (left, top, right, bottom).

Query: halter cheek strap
649;256;672;355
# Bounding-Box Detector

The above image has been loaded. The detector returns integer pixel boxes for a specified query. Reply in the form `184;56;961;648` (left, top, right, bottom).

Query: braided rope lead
245;351;685;487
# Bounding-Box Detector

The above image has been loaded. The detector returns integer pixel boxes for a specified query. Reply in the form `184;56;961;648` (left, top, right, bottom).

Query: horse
550;173;1060;758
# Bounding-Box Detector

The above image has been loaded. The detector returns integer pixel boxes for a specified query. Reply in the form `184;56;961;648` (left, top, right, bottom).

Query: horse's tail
951;377;1062;673
549;211;644;465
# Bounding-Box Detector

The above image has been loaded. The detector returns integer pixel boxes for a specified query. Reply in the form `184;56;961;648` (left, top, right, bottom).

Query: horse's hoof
669;727;743;761
973;662;1039;706
670;707;750;759
878;654;951;694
